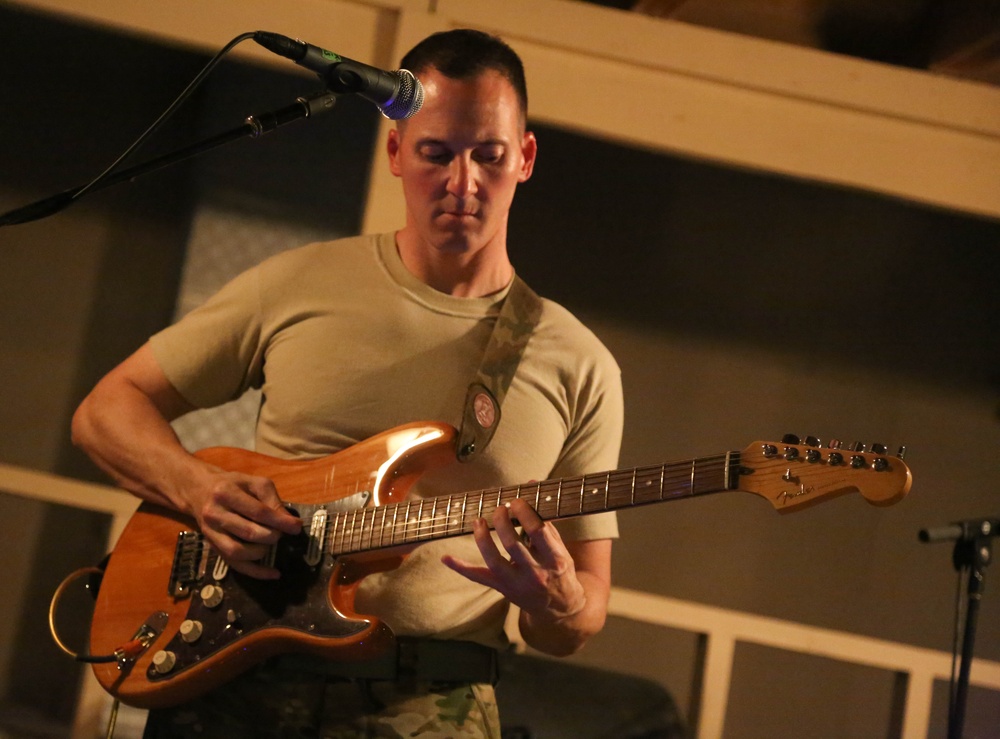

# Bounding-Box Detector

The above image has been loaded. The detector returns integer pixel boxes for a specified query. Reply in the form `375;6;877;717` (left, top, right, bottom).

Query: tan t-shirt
151;232;623;646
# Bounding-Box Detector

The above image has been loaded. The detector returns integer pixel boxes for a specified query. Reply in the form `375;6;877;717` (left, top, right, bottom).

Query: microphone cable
69;31;257;206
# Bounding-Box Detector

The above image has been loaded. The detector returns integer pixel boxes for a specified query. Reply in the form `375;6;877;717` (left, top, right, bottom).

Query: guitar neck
323;451;740;556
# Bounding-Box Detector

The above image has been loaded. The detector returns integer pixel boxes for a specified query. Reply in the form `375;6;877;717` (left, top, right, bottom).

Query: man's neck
394;230;513;298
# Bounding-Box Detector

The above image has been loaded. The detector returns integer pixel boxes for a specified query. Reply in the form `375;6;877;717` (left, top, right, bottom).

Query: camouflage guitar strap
456;275;542;462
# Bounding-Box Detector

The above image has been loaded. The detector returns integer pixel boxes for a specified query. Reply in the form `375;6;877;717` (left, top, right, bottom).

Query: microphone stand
920;517;998;739
0;91;337;227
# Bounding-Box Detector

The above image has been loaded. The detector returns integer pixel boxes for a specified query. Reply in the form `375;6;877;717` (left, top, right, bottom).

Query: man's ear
387;127;402;177
519;131;538;183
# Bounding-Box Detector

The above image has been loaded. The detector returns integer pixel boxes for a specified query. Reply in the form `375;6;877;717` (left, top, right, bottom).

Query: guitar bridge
169;530;206;597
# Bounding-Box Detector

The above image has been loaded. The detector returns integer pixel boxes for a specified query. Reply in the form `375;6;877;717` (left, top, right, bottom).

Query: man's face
387;67;536;258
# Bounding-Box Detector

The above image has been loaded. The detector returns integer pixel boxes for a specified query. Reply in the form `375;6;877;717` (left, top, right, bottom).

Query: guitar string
304;455;738;554
321;459;731;542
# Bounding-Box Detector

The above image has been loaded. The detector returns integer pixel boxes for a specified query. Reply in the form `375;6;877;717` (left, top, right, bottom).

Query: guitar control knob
152;650;177;675
200;584;224;608
180;619;203;643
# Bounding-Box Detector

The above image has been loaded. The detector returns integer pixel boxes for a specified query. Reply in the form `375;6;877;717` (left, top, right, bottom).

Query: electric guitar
88;422;911;708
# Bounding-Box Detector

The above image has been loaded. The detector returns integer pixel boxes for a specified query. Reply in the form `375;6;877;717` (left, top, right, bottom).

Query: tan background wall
1;1;998;736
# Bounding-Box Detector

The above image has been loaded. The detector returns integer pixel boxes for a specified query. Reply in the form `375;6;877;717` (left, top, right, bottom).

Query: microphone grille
380;70;424;120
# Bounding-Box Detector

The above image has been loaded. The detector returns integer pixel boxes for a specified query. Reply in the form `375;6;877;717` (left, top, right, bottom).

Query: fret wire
406;500;415;543
389;503;399;545
350;508;360;552
325;513;336;555
338;510;349;554
403;500;412;543
339;509;350;553
357;507;367;551
323;456;736;549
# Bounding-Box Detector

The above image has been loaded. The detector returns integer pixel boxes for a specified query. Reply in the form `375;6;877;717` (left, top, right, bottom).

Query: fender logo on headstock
739;435;912;512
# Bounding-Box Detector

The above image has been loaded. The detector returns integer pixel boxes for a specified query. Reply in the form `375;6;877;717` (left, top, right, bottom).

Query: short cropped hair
400;29;528;118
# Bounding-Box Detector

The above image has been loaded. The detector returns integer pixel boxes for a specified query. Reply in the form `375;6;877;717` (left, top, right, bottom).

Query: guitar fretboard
322;452;740;556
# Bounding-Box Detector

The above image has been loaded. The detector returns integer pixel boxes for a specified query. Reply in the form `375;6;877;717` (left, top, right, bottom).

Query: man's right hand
72;342;301;580
185;468;303;579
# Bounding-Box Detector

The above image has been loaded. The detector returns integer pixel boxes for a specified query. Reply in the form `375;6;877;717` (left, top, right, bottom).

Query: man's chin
430;225;480;252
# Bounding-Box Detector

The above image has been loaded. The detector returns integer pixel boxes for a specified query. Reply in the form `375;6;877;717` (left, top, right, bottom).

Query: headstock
737;435;912;513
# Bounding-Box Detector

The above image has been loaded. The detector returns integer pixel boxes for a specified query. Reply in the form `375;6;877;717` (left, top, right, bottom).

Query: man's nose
446;156;477;198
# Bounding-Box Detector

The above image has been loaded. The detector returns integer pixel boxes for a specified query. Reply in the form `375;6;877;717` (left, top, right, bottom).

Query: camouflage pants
141;672;501;739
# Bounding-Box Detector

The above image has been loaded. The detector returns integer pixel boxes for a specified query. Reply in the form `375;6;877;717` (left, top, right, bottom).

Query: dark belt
270;638;499;686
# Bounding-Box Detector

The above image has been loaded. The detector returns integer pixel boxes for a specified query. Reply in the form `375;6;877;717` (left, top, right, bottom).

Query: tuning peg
804;435;821;447
850;442;867;452
781;434;800;445
827;439;842;450
871;443;887;455
896;445;907;459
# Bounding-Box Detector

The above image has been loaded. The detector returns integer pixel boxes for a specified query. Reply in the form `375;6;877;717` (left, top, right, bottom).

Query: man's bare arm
72;342;301;578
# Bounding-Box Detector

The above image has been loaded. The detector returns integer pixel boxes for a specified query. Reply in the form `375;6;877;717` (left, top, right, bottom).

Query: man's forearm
518;567;610;656
72;376;204;513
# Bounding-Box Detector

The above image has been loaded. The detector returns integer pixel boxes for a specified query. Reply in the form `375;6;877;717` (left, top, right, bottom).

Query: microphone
253;31;423;120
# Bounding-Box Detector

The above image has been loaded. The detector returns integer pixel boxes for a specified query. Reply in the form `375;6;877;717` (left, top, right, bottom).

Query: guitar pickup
304;507;327;567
